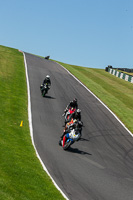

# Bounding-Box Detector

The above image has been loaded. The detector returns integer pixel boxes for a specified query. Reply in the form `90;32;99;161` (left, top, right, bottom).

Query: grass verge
0;45;65;200
56;61;133;134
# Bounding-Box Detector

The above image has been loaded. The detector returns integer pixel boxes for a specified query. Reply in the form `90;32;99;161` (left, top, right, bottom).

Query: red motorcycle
63;107;76;124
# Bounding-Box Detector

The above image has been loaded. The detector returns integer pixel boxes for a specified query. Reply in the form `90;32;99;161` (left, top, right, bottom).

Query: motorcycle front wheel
42;90;46;97
63;140;72;150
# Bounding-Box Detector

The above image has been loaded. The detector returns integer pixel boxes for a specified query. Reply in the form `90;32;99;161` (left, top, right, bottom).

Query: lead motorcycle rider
40;75;51;93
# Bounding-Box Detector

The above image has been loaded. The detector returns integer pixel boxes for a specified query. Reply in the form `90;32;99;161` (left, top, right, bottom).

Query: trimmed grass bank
56;61;133;134
0;45;65;200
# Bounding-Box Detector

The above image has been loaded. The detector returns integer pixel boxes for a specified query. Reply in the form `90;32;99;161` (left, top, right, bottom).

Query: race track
25;52;133;200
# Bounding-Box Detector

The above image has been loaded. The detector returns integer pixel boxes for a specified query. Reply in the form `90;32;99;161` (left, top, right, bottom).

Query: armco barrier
108;68;133;83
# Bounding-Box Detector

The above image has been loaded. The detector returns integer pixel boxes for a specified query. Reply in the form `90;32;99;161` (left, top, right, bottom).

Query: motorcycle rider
40;75;51;91
63;98;78;116
68;98;78;109
67;108;81;123
65;118;83;135
60;118;83;140
62;120;83;147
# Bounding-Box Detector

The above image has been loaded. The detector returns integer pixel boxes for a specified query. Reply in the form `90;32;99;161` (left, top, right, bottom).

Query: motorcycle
40;83;50;97
59;128;81;150
62;107;76;124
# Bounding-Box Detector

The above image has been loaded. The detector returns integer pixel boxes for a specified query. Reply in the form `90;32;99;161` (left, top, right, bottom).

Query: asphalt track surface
25;53;133;200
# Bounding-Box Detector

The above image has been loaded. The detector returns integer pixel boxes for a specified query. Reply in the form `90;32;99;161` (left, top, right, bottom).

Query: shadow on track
67;146;92;156
80;137;90;142
43;95;56;99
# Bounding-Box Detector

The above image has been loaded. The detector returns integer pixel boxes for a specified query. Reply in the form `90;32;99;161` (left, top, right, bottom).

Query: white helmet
46;75;50;78
77;109;81;113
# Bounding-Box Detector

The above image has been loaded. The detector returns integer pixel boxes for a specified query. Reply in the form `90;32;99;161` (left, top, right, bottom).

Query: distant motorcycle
40;83;50;97
59;128;81;150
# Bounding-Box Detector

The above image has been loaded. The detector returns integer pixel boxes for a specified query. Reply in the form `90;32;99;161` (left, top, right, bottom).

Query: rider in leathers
66;108;81;123
42;75;51;86
62;119;83;147
63;98;78;116
40;75;51;92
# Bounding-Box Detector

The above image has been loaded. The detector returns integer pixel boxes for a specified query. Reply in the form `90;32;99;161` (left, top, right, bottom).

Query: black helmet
73;98;77;103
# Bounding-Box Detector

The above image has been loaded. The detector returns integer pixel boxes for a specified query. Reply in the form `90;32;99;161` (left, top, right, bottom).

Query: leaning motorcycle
40;83;50;97
59;128;81;150
63;107;76;124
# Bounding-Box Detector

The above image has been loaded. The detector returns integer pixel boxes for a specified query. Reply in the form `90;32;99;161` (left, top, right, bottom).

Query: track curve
25;52;133;200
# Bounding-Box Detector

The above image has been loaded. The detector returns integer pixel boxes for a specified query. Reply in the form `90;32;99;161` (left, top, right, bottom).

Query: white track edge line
55;61;133;137
23;52;69;200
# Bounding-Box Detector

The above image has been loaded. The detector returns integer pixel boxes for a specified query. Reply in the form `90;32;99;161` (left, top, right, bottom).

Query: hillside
56;61;133;134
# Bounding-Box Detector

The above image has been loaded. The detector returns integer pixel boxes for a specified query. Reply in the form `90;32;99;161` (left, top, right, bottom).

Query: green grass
56;61;133;134
0;45;65;200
